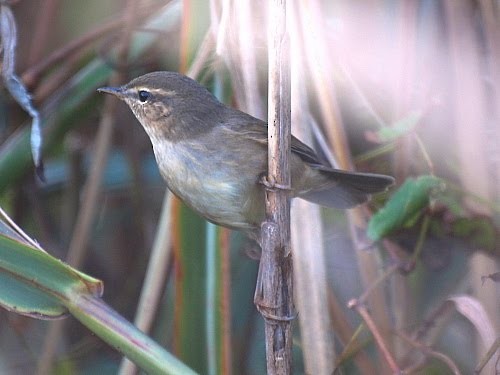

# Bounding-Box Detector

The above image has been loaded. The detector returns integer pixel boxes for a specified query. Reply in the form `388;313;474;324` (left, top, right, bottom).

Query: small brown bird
98;72;394;240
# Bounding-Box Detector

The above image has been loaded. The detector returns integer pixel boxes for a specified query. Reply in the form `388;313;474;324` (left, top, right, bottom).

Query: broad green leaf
0;273;66;318
68;294;198;375
367;175;444;241
0;227;197;374
0;233;102;319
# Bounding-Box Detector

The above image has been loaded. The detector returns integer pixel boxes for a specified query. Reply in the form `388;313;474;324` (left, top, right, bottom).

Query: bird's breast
151;139;263;230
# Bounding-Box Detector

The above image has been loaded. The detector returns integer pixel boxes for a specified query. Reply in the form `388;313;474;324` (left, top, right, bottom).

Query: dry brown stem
254;0;294;373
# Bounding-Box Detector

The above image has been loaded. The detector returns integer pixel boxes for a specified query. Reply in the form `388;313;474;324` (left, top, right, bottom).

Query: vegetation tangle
0;1;498;374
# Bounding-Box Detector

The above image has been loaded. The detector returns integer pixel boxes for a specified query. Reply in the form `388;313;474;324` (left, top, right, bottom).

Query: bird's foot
255;303;298;322
259;174;291;192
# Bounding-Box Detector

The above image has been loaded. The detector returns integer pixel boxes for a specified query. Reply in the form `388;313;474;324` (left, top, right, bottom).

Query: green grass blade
0;233;102;318
175;204;207;372
0;227;197;374
68;295;197;375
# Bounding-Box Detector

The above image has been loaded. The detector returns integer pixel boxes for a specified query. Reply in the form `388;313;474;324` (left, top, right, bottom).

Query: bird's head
98;71;223;142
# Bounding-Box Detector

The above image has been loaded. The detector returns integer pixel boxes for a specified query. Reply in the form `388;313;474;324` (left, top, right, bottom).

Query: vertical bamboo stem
254;0;294;373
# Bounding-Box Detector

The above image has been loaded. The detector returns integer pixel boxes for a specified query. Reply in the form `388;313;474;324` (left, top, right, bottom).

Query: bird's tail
301;170;394;208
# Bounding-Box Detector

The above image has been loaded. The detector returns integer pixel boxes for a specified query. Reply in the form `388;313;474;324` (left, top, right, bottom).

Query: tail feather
301;170;394;208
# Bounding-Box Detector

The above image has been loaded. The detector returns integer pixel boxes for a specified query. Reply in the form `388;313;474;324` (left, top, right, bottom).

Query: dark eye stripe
138;90;151;102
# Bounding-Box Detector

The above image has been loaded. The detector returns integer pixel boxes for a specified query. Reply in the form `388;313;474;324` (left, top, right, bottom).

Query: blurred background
0;0;498;374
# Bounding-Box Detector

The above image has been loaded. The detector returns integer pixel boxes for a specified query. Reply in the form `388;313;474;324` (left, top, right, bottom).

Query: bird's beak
97;86;127;100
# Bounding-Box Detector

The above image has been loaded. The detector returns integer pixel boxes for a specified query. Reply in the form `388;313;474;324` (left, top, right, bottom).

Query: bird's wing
221;115;394;209
223;119;323;167
223;118;394;197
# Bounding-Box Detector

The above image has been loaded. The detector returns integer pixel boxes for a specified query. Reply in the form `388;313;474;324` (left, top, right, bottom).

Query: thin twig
21;2;163;89
409;215;430;265
357;263;399;306
328;288;377;374
347;261;402;374
33;46;89;103
27;0;60;67
397;332;462;375
333;322;365;368
348;299;401;374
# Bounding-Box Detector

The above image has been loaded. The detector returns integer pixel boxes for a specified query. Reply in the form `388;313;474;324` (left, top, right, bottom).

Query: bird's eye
138;90;151;103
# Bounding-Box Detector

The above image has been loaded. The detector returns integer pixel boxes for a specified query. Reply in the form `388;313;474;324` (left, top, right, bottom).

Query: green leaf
451;217;496;252
0;273;66;319
367;175;444;241
176;204;208;373
377;111;422;142
0;233;102;319
0;205;197;373
68;294;198;375
0;230;197;374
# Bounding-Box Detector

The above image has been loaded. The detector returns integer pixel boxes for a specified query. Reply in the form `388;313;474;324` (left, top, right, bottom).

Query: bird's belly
153;141;263;231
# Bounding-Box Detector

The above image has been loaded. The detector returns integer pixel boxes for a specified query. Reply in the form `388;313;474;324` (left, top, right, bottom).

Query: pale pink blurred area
284;3;498;373
286;1;499;197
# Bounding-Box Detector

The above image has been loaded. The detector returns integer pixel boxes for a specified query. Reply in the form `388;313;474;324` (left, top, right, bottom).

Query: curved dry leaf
448;295;498;372
0;5;44;179
448;295;496;347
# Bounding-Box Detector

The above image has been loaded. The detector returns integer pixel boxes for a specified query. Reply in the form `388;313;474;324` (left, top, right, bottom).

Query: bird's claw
255;303;297;322
259;174;291;191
